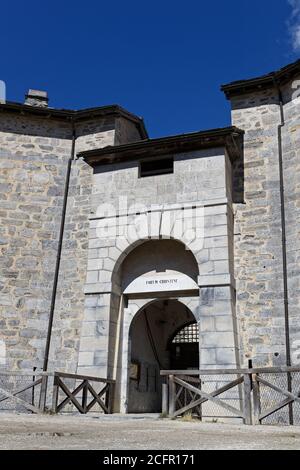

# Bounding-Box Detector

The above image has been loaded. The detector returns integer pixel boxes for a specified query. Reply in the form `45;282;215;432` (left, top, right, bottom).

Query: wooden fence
2;366;300;424
0;370;115;415
0;370;48;413
52;372;115;414
161;367;300;425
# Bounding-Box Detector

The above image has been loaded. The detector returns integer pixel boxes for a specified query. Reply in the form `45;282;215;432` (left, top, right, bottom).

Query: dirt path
0;412;300;450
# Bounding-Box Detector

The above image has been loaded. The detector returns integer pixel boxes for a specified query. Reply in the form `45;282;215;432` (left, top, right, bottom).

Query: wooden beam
82;380;88;414
86;383;109;413
0;385;41;414
0;378;42;404
162;383;168;415
174;376;244;418
160;366;300;376
107;382;115;414
252;374;261;425
51;376;60;413
259;397;294;421
54;371;115;383
39;375;48;411
257;376;300;405
168;375;175;417
56;379;85;413
243;374;252;425
172;376;243;418
0;371;53;377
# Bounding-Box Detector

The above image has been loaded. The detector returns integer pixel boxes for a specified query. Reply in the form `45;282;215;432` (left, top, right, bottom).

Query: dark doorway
169;322;199;370
127;301;199;413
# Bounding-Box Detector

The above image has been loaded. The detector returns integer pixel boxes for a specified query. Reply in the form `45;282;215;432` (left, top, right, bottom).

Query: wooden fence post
32;366;37;407
243;373;252;425
39;375;48;412
162;381;168;415
107;382;115;414
51;375;59;413
168;375;175;417
197;378;202;420
82;380;88;414
252;373;261;425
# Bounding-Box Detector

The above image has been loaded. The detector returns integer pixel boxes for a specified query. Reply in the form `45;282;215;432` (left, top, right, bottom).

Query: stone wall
75;117;116;152
0;113;72;370
228;75;300;367
47;116;118;373
115;117;145;145
91;148;230;212
0;110;142;373
47;158;93;372
281;79;300;366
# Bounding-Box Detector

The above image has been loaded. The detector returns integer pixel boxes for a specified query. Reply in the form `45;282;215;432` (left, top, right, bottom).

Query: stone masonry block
87;259;103;271
215;316;234;332
201;332;235;348
78;351;94;366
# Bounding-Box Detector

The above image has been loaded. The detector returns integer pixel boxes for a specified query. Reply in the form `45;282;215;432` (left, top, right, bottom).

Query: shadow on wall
121;239;199;292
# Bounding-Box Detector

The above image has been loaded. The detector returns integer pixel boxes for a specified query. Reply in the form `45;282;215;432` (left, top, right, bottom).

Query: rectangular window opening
139;157;174;177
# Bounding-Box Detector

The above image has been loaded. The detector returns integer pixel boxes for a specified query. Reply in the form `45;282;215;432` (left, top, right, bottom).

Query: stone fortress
0;59;299;413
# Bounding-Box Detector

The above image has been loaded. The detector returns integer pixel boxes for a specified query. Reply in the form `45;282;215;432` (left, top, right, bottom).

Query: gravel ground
0;412;300;450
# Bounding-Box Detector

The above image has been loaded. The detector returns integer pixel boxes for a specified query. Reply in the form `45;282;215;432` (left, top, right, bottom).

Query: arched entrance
127;299;199;413
105;238;201;413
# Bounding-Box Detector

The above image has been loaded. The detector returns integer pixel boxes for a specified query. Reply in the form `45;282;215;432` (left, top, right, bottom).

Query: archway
107;238;200;413
127;299;199;413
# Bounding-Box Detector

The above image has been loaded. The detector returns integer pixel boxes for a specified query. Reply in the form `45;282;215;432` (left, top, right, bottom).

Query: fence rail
161;367;300;425
52;372;115;414
0;370;115;415
0;369;46;413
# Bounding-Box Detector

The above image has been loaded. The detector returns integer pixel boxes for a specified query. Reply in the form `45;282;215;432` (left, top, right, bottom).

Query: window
172;322;199;344
139;157;173;177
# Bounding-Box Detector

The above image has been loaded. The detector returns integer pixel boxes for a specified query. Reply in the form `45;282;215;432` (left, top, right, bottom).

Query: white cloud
288;0;300;51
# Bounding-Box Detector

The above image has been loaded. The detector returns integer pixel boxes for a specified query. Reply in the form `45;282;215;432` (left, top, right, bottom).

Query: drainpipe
42;120;76;372
273;76;293;424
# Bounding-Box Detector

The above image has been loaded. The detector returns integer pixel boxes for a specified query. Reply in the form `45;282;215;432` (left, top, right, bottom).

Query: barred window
172;322;199;344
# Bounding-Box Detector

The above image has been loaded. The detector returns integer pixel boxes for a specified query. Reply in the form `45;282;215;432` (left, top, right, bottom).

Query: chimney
24;89;48;107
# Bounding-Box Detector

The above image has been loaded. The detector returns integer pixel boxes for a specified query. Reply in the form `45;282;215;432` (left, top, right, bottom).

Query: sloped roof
79;126;244;165
0;101;148;139
221;58;300;98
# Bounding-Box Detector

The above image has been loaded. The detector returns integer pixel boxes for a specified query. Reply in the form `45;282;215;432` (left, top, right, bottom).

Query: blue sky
1;0;299;137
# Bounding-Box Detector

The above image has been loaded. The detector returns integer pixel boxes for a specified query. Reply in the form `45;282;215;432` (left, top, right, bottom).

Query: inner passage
128;299;199;413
